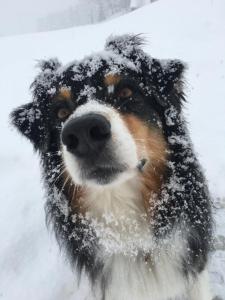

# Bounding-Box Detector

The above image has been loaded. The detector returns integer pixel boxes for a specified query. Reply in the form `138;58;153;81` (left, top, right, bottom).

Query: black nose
61;113;111;157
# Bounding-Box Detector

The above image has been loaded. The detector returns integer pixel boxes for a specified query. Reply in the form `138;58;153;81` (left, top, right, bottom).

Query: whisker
68;177;75;195
59;174;71;195
72;185;76;201
52;167;67;185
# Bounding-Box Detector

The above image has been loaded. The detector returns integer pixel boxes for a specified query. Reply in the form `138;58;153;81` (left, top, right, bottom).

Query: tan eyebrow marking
104;74;121;87
56;87;72;101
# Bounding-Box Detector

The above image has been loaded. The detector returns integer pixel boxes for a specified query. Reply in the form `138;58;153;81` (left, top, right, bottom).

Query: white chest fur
84;179;188;300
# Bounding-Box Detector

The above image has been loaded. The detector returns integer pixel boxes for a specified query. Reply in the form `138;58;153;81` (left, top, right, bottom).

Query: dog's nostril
62;113;111;156
67;134;79;150
89;125;110;141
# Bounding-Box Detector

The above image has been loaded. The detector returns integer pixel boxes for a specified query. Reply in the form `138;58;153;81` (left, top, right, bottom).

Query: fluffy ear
37;58;61;72
10;102;49;152
150;59;186;110
105;34;145;59
10;58;61;152
31;58;61;99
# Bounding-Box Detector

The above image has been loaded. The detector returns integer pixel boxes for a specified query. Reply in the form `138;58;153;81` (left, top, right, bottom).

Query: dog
11;34;213;300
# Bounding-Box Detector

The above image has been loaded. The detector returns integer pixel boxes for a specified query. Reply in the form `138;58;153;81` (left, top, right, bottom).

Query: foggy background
0;0;157;36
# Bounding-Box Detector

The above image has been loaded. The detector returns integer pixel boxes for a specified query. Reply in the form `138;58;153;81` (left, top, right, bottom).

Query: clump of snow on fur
18;106;41;124
164;106;177;126
79;85;96;101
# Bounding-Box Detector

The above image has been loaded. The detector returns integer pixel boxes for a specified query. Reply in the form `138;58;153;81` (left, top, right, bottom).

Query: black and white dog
11;35;212;300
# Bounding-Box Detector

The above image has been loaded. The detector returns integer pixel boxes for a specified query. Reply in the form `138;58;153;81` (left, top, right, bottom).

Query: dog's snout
62;113;111;157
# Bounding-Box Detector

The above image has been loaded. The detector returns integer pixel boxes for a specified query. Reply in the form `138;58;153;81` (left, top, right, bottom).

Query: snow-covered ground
0;0;224;299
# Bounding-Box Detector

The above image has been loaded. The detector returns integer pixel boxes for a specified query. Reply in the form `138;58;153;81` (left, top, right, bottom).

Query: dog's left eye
57;108;71;120
118;87;133;99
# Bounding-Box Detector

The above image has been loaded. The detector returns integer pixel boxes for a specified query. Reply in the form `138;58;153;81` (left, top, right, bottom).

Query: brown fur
122;114;168;214
57;87;72;101
104;73;121;87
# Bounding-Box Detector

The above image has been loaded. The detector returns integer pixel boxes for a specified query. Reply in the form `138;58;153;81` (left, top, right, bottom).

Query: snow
0;0;225;299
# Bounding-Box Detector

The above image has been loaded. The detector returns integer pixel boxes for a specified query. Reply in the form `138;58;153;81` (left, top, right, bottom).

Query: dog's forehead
54;51;141;99
67;51;138;82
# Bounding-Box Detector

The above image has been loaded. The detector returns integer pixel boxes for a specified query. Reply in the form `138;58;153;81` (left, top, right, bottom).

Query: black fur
11;34;212;292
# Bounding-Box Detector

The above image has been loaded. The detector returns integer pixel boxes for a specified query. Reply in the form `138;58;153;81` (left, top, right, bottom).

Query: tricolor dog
11;35;213;300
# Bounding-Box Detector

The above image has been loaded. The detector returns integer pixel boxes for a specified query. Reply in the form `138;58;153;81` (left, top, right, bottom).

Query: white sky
0;0;78;36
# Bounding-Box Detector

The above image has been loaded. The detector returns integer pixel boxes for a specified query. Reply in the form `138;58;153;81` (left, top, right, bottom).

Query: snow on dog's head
11;34;185;207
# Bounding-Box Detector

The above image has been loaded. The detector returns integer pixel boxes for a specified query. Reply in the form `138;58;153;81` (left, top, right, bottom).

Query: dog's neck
80;177;153;256
83;177;144;218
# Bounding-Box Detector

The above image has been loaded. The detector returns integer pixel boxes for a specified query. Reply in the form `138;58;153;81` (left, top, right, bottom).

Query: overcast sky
0;0;78;36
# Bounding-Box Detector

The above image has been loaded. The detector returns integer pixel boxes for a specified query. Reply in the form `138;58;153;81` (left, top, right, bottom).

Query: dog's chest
85;179;151;255
98;252;187;300
84;180;187;300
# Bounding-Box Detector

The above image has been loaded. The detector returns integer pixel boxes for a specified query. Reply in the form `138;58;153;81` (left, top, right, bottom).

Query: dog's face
59;70;165;187
11;35;185;191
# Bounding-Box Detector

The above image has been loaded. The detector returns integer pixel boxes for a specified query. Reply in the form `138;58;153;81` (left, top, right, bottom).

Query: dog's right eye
57;108;71;120
118;87;133;99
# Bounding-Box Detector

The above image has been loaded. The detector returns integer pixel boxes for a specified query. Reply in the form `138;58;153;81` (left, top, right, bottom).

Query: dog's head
11;35;185;191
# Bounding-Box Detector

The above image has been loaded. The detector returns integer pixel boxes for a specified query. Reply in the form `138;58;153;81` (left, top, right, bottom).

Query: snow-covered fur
11;34;213;300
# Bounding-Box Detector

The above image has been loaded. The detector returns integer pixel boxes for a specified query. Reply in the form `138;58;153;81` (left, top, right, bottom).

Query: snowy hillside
0;0;225;299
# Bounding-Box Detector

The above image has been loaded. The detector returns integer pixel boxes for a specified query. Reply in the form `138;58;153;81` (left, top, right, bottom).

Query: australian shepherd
11;34;213;300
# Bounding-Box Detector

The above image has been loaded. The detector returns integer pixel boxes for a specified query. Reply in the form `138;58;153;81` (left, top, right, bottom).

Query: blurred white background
0;0;157;36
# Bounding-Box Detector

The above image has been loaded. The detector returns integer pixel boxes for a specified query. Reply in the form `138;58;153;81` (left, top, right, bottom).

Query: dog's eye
118;87;133;98
57;108;71;120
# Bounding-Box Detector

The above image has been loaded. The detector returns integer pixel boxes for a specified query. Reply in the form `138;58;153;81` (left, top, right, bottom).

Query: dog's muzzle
61;113;126;184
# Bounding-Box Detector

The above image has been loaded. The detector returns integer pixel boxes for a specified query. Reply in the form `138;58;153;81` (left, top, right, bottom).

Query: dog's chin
83;159;148;188
63;150;148;188
83;165;135;188
86;166;124;184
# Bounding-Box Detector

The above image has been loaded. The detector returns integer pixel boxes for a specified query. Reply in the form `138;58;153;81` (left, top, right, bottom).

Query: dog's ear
10;101;49;152
105;34;145;59
31;58;61;99
37;58;61;72
149;59;186;111
10;58;61;152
